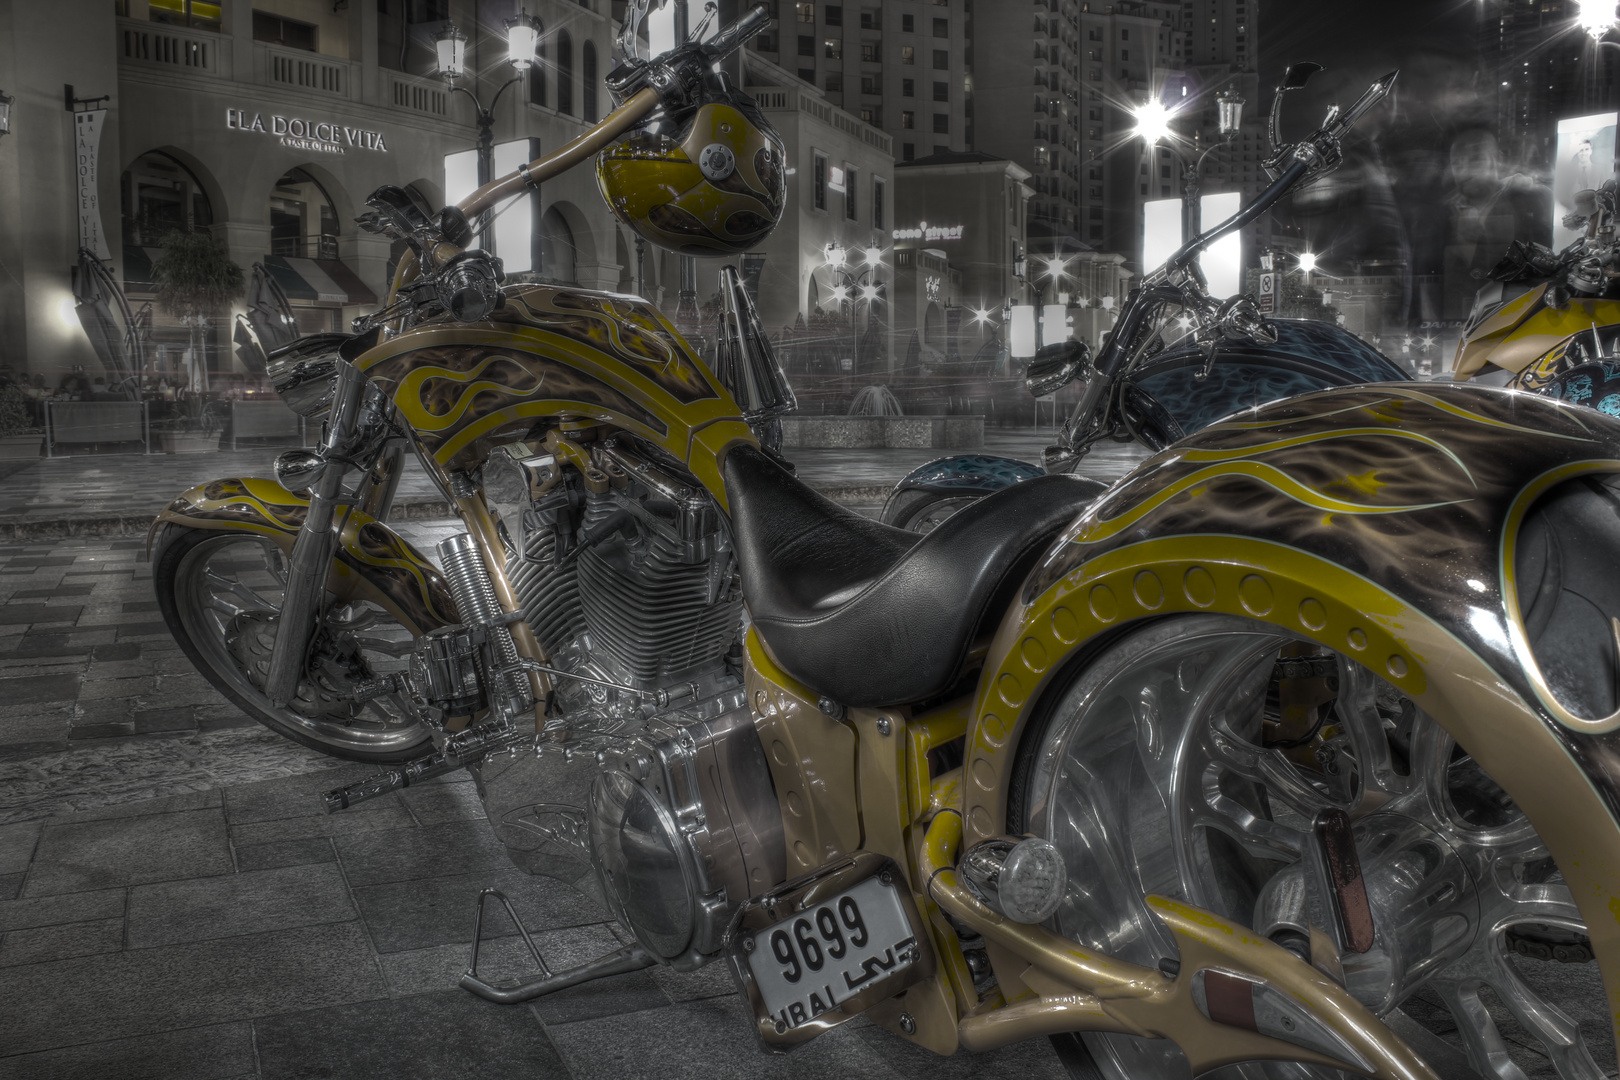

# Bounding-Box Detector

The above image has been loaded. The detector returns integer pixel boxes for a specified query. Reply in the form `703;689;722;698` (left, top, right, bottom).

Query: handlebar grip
1329;69;1398;137
704;4;770;61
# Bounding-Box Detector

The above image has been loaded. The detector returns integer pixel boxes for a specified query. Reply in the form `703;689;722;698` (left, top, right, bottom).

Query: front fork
265;362;373;708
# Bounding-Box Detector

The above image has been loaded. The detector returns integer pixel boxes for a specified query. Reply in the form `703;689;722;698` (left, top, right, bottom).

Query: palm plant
150;229;244;397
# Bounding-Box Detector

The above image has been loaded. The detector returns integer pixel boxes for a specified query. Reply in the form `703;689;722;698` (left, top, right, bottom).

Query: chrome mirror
1025;339;1090;399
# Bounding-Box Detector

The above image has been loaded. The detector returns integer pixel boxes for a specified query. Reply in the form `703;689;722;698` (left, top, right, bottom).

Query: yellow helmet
596;89;787;257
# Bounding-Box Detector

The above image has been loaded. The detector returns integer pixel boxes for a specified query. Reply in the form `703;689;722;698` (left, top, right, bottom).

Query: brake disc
226;611;375;722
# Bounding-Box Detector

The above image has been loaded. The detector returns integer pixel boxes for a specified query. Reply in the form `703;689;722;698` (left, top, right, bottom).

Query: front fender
149;476;457;635
964;383;1620;1046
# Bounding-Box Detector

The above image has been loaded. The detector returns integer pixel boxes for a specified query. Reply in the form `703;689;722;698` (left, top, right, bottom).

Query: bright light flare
1041;254;1070;281
864;246;884;267
825;243;848;268
860;284;881;303
1295;251;1318;274
971;305;995;325
828;285;849;303
58;296;79;332
1578;0;1617;39
1132;98;1177;145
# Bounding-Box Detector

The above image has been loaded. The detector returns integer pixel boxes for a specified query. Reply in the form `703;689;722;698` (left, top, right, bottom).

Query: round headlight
266;334;346;418
588;770;696;958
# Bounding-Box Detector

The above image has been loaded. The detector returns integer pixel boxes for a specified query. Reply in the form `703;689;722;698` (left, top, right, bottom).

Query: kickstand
460;887;656;1005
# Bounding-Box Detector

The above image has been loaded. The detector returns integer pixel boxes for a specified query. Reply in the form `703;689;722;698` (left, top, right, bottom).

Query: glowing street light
1577;0;1617;39
1295;251;1319;275
1100;295;1117;312
504;7;541;71
825;243;847;267
863;246;884;267
1040;254;1070;282
828;284;850;304
860;284;881;303
971;305;996;325
1131;97;1177;145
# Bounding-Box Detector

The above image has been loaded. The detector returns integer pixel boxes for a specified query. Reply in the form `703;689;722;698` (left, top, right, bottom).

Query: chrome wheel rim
1022;614;1612;1080
173;533;427;755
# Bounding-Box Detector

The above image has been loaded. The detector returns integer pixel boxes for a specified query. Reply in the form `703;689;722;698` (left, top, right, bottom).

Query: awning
263;255;378;307
122;248;376;307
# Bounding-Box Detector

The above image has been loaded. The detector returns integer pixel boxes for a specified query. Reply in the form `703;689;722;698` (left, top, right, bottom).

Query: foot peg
459;887;655;1004
322;721;529;813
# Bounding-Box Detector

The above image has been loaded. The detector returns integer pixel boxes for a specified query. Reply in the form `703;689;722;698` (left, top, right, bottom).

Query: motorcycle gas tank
1454;283;1620;379
353;283;756;502
1122;319;1411;447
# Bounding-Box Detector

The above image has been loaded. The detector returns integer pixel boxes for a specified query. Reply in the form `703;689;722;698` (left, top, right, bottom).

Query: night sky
1259;0;1477;84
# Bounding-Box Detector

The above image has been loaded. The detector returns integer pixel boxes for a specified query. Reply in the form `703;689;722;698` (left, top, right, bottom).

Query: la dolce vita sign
225;108;389;154
891;220;964;242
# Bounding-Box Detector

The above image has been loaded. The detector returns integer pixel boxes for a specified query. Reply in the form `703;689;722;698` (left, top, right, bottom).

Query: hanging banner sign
74;110;111;260
1258;271;1277;314
225;107;389;154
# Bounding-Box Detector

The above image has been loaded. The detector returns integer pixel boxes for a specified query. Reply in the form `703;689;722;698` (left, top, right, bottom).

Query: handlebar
703;4;771;64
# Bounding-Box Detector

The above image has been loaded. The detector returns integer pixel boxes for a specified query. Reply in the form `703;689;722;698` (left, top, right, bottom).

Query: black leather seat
723;446;1105;707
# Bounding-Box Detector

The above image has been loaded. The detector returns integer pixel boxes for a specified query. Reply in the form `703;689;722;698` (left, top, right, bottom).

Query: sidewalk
0;430;1151;540
0;526;1075;1079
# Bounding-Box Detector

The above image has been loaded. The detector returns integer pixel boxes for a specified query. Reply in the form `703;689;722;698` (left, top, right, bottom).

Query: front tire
1012;613;1612;1080
154;526;432;764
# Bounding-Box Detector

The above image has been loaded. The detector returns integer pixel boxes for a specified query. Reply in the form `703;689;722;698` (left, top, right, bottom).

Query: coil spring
436;533;528;707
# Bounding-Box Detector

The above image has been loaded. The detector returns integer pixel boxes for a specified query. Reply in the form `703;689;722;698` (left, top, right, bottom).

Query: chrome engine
467;435;784;968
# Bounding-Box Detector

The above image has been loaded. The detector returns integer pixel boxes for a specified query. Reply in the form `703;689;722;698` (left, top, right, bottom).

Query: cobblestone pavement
0;523;1077;1079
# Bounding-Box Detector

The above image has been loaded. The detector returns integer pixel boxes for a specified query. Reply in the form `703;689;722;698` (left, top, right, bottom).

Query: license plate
746;875;921;1032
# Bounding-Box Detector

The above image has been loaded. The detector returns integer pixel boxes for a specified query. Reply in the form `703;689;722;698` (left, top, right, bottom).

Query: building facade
0;0;631;382
745;0;971;164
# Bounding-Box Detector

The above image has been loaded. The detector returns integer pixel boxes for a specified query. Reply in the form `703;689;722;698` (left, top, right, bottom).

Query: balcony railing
119;18;228;78
257;42;357;99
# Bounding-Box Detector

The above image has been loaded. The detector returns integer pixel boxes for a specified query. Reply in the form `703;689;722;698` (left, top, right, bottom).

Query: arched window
582;41;598;122
557;31;573;116
267;167;339;260
527;20;547;108
121;150;214;247
538;206;578;285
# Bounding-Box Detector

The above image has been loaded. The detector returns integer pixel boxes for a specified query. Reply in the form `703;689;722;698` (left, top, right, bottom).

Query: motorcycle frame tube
450;490;552;719
957;534;1620;1071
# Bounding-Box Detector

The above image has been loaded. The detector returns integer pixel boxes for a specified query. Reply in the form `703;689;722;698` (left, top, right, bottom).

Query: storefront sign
225;108;389;154
74;110;111;260
891;220;964;243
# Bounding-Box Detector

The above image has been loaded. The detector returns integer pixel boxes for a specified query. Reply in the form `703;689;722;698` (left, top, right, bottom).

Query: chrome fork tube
265;362;368;708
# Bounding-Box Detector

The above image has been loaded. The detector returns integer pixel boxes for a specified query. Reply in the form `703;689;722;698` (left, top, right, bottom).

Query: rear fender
962;383;1620;1051
883;455;1044;518
149;476;456;635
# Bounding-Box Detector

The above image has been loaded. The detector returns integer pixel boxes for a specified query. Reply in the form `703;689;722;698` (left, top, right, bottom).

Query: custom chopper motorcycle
881;61;1417;533
1451;180;1620;414
147;10;1620;1078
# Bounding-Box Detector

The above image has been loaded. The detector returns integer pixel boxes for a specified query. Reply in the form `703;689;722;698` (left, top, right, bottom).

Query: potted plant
0;382;41;460
149;230;243;452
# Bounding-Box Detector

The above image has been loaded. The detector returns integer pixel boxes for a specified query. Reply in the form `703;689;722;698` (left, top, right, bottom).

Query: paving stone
224;765;401;825
0;605;80;626
9;586;95;599
0;673;79;704
0;916;124;967
120;601;160;613
2;557;77;569
521;924;669;1026
0;920;387;1056
116;622;171;640
24;807;232;896
91;642;140;662
228;803;417;848
375;934;533;998
77;675;153;702
649;957;741;1003
233;836;335;873
545;994;897;1080
68;723;136;741
127;862;355;949
398;780;486;825
4;634;74;659
0;820;42;875
254;987;567;1080
351;866;595;953
336;819;515;889
49;788;222;824
196;711;257;733
133;708;194;734
0;1021;254;1080
0;887;126;933
0;874;21;901
850;1009;1072;1080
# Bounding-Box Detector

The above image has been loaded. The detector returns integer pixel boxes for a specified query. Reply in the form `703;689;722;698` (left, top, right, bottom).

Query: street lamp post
436;10;540;229
823;243;886;371
1133;89;1246;245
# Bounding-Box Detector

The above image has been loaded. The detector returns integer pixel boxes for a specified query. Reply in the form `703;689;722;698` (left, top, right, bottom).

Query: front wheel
154;526;432;764
1012;613;1613;1080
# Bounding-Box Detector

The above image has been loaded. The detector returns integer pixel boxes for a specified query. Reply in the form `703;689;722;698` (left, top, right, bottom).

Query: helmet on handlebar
595;81;787;257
